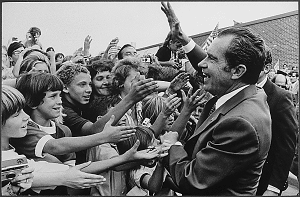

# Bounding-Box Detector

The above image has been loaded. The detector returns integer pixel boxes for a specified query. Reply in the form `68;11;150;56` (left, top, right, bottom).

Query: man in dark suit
159;2;272;195
256;46;298;196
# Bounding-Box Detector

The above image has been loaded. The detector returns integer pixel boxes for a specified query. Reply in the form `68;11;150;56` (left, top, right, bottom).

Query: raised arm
161;2;206;73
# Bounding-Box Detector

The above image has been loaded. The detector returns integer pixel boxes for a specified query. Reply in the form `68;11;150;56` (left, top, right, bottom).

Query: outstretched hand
168;72;189;94
64;161;106;189
126;73;158;103
101;115;136;143
123;140;160;161
84;35;92;51
181;87;207;113
163;93;181;117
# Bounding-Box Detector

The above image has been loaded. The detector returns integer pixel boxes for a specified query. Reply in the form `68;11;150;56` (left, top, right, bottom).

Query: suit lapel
188;85;258;141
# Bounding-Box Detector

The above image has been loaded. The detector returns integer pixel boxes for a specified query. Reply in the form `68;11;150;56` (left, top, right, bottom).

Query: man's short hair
15;72;64;115
117;44;134;60
56;62;89;87
218;27;266;84
7;41;24;57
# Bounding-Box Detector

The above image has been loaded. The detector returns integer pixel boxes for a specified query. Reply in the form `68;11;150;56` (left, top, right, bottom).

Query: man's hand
168;72;189;94
64;162;106;189
161;2;190;45
101;115;136;143
160;131;179;144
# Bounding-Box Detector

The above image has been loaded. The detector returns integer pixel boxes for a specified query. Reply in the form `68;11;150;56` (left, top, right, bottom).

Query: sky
2;1;298;56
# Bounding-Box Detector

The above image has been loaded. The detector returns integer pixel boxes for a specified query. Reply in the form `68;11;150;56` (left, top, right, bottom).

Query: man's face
121;46;137;59
92;71;112;96
11;46;25;63
36;91;62;120
290;73;298;83
56;55;64;63
66;72;92;104
198;35;234;97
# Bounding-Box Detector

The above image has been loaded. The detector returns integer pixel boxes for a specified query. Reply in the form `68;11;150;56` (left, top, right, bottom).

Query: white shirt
216;85;249;110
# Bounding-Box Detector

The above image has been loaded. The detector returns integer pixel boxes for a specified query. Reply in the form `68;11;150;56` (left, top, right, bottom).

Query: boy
11;72;137;165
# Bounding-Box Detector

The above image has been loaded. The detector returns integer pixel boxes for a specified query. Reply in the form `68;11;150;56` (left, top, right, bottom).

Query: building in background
137;10;298;70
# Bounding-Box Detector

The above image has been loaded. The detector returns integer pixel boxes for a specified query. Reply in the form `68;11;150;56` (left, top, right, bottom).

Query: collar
256;75;267;88
216;85;249;110
30;119;56;134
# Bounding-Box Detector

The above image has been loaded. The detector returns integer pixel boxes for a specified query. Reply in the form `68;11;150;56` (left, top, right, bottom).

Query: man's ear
62;86;69;94
264;63;271;74
231;64;247;80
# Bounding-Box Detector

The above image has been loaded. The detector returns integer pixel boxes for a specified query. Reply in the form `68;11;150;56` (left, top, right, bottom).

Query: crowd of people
2;2;299;196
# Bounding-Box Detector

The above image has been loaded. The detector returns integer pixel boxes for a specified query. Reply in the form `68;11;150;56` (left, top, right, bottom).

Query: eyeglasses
13;50;23;55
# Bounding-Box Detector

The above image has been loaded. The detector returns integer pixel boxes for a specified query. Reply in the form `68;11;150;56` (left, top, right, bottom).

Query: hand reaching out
123;140;159;161
168;72;189;94
101;115;136;143
163;93;181;117
63;161;106;189
126;74;158;103
181;87;207;113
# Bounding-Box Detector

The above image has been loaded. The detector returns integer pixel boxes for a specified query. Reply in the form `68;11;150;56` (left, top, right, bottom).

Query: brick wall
137;11;298;70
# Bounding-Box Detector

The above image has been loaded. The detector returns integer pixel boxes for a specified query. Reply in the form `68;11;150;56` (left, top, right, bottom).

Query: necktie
198;96;218;124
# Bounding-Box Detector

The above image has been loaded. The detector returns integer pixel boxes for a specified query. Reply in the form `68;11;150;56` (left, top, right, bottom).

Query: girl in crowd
117;126;172;196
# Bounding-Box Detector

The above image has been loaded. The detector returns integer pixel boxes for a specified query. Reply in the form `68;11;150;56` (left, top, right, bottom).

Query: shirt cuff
35;135;54;158
267;185;280;194
182;39;196;53
174;141;183;146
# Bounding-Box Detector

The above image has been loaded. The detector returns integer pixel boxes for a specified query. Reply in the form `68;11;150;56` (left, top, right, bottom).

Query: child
10;72;138;165
117;126;172;196
2;85;159;195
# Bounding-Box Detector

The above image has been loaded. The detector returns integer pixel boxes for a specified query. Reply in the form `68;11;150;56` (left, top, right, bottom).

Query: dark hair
218;27;266;84
264;45;272;67
55;53;64;61
15;72;64;115
117;44;134;60
56;62;89;87
46;47;55;52
88;59;113;80
289;71;299;78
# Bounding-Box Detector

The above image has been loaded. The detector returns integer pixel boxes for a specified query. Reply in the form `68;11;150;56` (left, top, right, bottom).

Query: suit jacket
256;78;298;194
164;85;272;195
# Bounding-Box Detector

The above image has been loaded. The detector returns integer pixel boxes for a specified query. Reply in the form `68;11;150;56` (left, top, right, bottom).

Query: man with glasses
7;41;25;67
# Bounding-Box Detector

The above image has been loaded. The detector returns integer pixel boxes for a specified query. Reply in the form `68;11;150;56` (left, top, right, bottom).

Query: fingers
131;139;140;151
